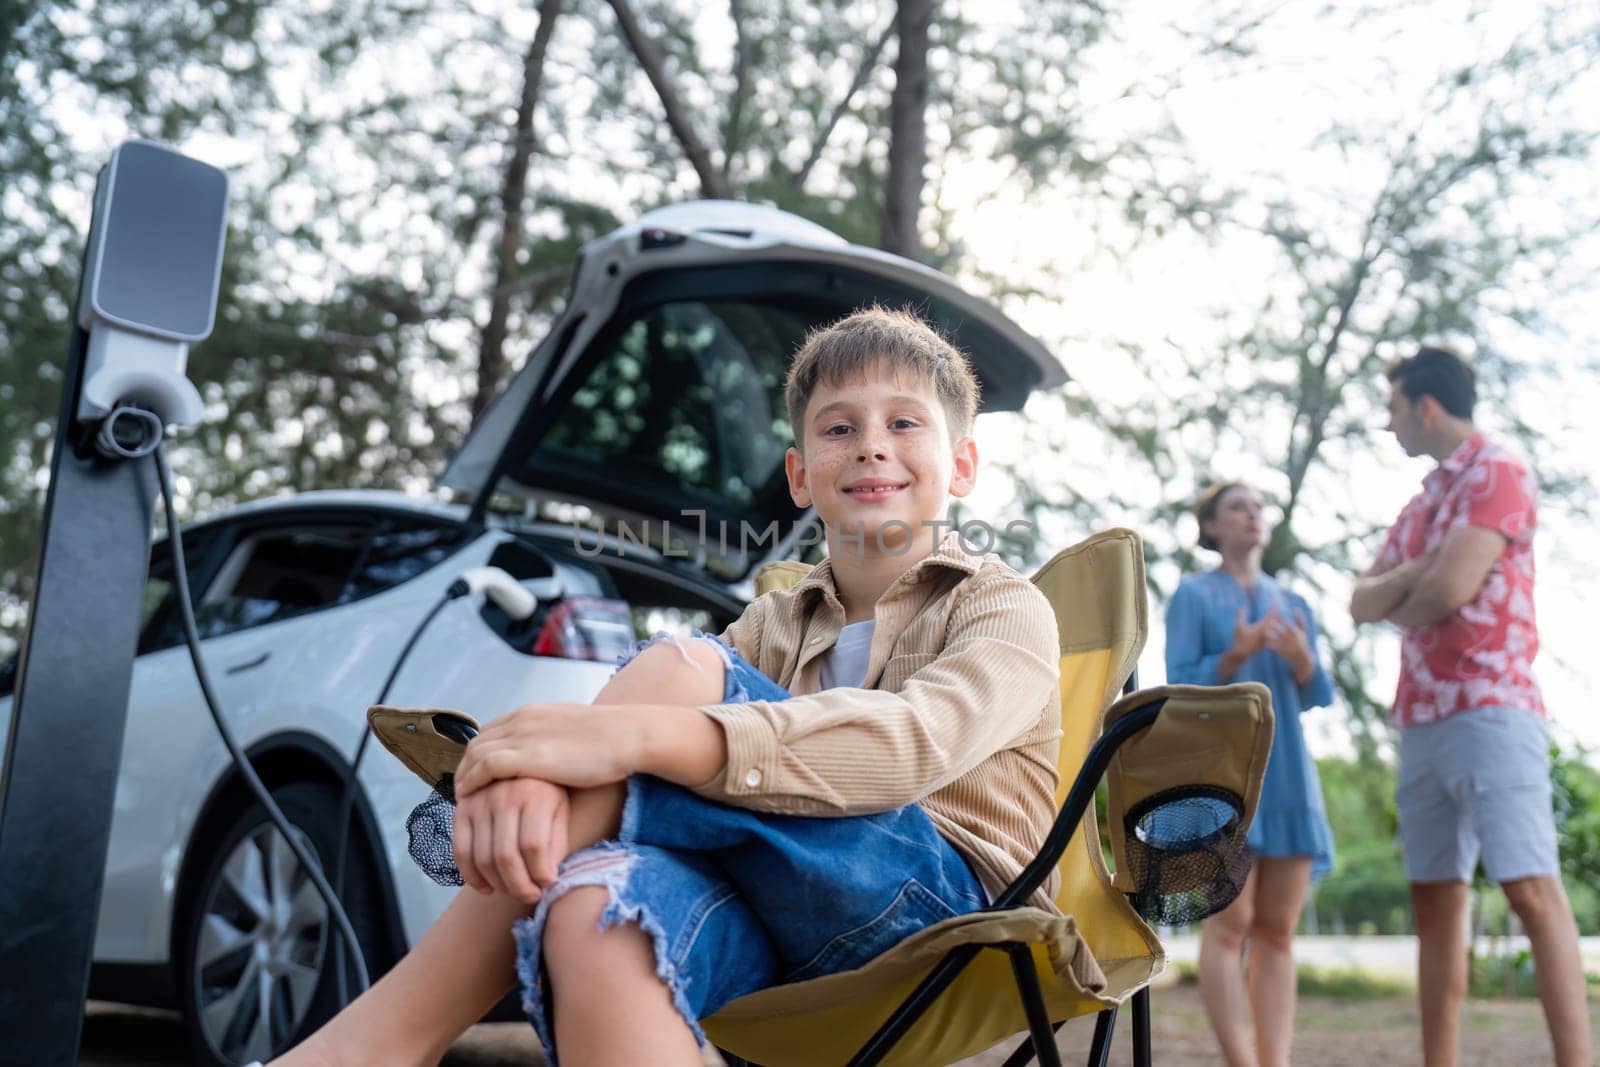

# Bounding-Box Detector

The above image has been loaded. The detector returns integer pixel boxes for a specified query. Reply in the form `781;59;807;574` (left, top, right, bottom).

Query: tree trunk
473;0;565;424
881;0;933;259
607;0;734;200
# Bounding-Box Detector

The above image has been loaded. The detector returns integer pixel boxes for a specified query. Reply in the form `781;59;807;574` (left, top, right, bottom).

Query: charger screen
95;142;228;339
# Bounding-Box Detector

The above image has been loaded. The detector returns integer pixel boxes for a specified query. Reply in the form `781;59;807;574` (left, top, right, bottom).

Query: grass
1173;960;1411;1000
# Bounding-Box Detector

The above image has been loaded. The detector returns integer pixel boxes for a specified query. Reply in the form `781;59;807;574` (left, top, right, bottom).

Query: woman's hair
1194;482;1248;552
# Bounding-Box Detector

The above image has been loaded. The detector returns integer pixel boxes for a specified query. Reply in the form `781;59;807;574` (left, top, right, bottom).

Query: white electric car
0;201;1063;1065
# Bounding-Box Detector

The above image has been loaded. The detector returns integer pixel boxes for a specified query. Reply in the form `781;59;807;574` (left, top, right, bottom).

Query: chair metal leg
846;942;985;1066
1006;944;1063;1067
1086;1006;1117;1067
998;1021;1065;1067
1131;986;1151;1067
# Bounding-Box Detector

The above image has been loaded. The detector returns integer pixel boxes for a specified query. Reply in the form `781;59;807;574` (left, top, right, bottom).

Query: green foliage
1549;743;1600;888
1311;753;1600;937
4;1;1599;741
1469;947;1539;999
1297;965;1411;1000
1309;756;1413;935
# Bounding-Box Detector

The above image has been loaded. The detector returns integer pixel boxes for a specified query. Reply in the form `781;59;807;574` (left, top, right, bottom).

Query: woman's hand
454;703;643;799
1232;606;1275;658
1218;607;1275;681
1266;608;1317;686
452;777;570;904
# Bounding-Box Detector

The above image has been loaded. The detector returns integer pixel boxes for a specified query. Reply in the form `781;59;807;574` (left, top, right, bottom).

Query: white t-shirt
818;620;876;690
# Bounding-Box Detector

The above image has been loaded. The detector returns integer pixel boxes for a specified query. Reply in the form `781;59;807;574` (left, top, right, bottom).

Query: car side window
192;524;370;639
342;518;471;600
137;526;226;656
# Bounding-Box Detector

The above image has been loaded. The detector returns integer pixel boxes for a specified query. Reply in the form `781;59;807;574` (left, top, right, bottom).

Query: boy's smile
784;366;977;556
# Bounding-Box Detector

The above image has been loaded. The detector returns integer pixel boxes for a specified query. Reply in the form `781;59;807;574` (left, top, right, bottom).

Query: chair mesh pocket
1123;786;1251;925
406;790;465;887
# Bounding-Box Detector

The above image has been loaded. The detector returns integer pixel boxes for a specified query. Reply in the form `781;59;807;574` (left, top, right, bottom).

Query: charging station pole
0;142;227;1066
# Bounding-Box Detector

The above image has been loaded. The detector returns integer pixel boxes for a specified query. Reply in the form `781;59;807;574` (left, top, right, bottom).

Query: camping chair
705;528;1275;1067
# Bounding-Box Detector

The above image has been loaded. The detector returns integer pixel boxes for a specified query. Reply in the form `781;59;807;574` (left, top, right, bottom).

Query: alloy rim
193;822;328;1063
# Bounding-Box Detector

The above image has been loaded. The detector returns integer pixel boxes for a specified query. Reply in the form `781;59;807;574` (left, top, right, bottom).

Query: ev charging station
0;140;228;1065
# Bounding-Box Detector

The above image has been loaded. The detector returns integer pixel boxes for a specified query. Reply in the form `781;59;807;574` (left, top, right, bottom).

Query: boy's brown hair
784;306;981;448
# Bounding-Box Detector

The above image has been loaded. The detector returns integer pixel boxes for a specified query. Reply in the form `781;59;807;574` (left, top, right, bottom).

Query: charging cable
154;427;540;1010
328;565;539;1002
153;442;372;994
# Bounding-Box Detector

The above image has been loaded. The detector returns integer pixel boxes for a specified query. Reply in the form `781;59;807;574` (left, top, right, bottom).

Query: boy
274;307;1062;1066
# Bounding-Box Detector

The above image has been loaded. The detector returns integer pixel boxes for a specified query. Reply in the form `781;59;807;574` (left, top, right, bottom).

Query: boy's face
784;363;977;555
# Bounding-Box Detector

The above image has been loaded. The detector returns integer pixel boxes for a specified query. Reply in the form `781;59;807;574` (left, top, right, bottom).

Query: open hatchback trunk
439;201;1065;581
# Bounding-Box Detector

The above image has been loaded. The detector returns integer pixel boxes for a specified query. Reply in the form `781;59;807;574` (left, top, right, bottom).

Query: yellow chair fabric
703;530;1274;1066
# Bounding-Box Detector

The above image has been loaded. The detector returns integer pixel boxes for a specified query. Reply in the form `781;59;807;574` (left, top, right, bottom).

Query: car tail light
531;598;635;662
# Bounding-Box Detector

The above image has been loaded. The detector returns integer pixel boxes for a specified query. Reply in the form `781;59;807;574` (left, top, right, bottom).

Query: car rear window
536;299;801;515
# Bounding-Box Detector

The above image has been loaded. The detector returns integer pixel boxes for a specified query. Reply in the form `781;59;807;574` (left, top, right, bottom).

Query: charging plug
448;566;538;621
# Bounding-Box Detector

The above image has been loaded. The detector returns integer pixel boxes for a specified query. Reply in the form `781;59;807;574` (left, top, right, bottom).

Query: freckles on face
788;370;960;531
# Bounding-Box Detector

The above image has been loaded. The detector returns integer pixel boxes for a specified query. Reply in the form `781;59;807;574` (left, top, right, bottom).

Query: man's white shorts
1396;705;1560;884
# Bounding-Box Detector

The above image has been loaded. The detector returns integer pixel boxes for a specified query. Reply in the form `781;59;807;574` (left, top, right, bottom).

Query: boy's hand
453;776;570;904
455;702;643;798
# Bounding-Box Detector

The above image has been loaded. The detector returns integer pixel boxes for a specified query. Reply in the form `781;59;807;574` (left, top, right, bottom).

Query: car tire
175;779;389;1066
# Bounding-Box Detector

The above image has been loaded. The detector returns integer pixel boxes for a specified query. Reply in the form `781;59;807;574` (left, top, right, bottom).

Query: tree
882;0;933;259
986;4;1599;750
475;0;568;423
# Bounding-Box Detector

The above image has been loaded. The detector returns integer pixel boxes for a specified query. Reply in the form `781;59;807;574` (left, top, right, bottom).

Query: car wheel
176;779;386;1066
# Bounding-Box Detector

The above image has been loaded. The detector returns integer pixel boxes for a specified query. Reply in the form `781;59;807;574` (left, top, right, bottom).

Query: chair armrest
990;682;1273;912
989;692;1168;909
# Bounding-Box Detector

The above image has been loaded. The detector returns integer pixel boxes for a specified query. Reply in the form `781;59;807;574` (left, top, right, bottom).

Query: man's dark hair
1386;346;1476;419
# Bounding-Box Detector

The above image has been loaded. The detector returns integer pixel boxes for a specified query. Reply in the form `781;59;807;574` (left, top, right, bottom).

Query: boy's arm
450;701;721;797
693;569;1060;816
451;595;773;797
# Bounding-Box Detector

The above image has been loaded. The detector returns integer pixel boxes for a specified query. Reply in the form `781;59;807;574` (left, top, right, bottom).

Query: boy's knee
619;637;728;701
543;885;611;964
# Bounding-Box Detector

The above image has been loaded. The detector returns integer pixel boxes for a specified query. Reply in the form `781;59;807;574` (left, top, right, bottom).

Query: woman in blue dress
1166;482;1336;1067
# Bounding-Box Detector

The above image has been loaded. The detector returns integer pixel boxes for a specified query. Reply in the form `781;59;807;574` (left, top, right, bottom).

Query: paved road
1160;933;1600;976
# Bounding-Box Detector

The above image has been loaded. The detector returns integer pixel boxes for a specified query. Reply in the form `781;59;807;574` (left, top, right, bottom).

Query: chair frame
722;684;1167;1067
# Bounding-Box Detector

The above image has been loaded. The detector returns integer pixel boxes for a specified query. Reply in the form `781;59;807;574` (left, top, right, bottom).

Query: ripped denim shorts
407;631;988;1062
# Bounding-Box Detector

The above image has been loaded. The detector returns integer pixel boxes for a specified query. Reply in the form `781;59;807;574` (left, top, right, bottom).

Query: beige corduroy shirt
695;533;1064;908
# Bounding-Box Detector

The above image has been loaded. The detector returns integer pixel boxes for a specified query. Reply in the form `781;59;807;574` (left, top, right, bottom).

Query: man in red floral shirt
1351;347;1588;1067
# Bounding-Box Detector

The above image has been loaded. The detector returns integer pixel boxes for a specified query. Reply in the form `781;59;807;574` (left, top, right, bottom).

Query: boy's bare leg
1197;867;1258;1067
274;886;529;1067
1500;875;1592;1067
270;637;723;1065
540;637;725;1065
1410;880;1468;1067
1245;857;1311;1067
545;886;703;1067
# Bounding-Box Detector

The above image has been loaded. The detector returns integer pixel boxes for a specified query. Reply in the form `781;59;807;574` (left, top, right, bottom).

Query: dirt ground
79;978;1592;1065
